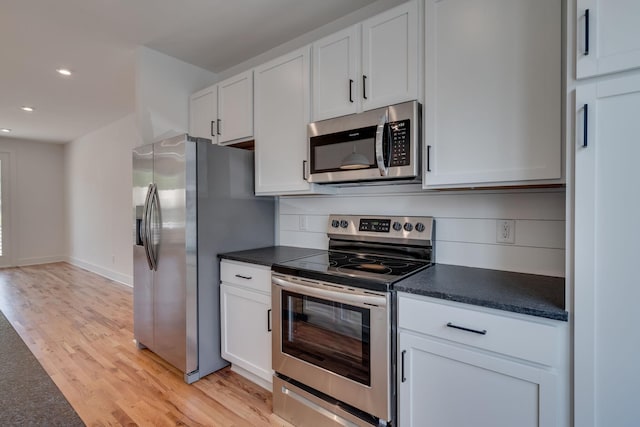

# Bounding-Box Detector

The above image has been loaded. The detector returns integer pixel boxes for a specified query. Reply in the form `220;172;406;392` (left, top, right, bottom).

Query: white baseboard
230;365;272;392
66;256;133;287
16;255;67;267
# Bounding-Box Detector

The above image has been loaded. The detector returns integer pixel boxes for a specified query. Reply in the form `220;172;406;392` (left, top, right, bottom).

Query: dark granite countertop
218;246;326;267
395;264;567;321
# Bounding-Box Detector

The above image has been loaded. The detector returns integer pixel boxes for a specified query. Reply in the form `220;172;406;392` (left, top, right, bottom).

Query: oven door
272;274;391;421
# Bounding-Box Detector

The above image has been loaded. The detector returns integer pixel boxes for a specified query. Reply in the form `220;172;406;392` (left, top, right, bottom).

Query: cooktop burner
331;253;426;275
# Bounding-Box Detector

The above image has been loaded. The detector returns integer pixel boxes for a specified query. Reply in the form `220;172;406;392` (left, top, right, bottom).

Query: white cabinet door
312;26;359;121
399;331;557;427
254;46;313;195
574;73;640;427
361;0;419;111
423;0;561;188
576;0;640;79
220;283;272;383
218;70;253;144
189;85;217;143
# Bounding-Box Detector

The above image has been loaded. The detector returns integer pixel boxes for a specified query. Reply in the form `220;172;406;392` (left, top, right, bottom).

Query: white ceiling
0;0;374;143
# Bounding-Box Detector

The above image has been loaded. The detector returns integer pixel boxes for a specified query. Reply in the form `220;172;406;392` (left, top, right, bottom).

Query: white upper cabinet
361;0;419;112
189;85;217;143
217;70;254;145
423;0;562;188
312;26;360;121
311;0;420;121
189;70;254;145
576;0;640;79
255;46;332;195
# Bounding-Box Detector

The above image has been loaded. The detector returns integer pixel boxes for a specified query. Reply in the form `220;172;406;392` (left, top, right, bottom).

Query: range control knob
415;222;425;232
404;222;413;232
340;220;349;229
392;221;402;231
331;219;340;228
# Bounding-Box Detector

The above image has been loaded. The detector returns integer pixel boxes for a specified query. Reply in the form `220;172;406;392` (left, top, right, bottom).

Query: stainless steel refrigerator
132;134;274;383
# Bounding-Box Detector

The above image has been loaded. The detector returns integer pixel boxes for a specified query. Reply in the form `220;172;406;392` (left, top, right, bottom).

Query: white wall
65;48;219;284
279;187;565;277
0;137;66;266
65;114;141;285
135;46;217;145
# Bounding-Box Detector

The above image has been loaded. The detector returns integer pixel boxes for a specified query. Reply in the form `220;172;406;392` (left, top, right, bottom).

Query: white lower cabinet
398;293;563;427
220;261;272;389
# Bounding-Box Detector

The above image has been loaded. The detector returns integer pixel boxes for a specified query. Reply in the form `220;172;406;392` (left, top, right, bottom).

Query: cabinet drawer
220;260;271;293
398;295;559;366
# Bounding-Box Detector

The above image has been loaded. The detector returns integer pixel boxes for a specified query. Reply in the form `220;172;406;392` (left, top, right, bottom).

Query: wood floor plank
0;262;290;427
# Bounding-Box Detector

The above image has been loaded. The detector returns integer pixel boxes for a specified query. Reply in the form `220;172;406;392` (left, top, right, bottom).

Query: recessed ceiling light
21;106;34;112
57;68;72;76
1;128;11;133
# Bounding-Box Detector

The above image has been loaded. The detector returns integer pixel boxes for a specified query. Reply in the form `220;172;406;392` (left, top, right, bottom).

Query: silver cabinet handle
375;110;389;177
235;274;252;280
217;119;222;136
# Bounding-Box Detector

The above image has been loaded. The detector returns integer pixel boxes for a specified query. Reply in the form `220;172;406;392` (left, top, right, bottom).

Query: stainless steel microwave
307;100;421;184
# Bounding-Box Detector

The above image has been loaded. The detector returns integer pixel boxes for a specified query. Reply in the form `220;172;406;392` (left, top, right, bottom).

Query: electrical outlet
496;220;515;244
299;215;309;231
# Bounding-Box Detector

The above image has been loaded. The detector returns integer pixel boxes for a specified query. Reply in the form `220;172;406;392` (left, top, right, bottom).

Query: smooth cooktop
272;250;431;291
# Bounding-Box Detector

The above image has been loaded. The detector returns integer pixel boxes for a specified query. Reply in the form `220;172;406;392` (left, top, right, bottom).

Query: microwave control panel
389;119;410;166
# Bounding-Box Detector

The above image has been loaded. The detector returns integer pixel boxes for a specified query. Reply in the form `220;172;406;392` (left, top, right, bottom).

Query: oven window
281;290;371;386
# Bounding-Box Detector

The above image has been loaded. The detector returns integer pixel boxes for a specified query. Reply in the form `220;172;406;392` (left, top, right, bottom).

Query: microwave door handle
375;110;389;176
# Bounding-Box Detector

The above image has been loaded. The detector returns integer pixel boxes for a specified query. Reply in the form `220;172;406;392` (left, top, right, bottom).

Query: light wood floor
0;262;290;427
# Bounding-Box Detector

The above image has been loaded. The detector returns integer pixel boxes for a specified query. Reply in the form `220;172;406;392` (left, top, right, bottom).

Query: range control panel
389;120;410;167
328;214;434;244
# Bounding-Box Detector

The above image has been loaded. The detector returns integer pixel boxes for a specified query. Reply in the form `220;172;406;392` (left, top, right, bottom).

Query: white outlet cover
496;219;516;244
299;215;308;231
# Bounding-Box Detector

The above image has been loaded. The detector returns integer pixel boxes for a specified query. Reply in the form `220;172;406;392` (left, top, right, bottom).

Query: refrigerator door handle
147;183;159;271
141;183;154;271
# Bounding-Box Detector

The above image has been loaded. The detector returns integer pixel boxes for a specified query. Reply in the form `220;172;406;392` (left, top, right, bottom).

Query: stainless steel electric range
271;214;435;427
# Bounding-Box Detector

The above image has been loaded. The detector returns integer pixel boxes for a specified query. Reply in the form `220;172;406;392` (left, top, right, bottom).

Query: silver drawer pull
446;322;487;335
235;274;252;280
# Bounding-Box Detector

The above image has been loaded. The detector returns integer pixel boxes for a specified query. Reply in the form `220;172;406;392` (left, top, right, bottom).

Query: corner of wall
66;256;133;287
134;47;218;144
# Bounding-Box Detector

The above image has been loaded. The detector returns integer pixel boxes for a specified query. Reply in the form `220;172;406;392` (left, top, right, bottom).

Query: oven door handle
272;276;387;307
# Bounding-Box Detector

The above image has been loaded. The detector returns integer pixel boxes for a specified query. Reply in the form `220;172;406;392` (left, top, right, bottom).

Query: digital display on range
359;218;391;233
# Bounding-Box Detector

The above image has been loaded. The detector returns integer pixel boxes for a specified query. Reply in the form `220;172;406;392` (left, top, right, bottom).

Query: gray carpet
0;310;85;426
